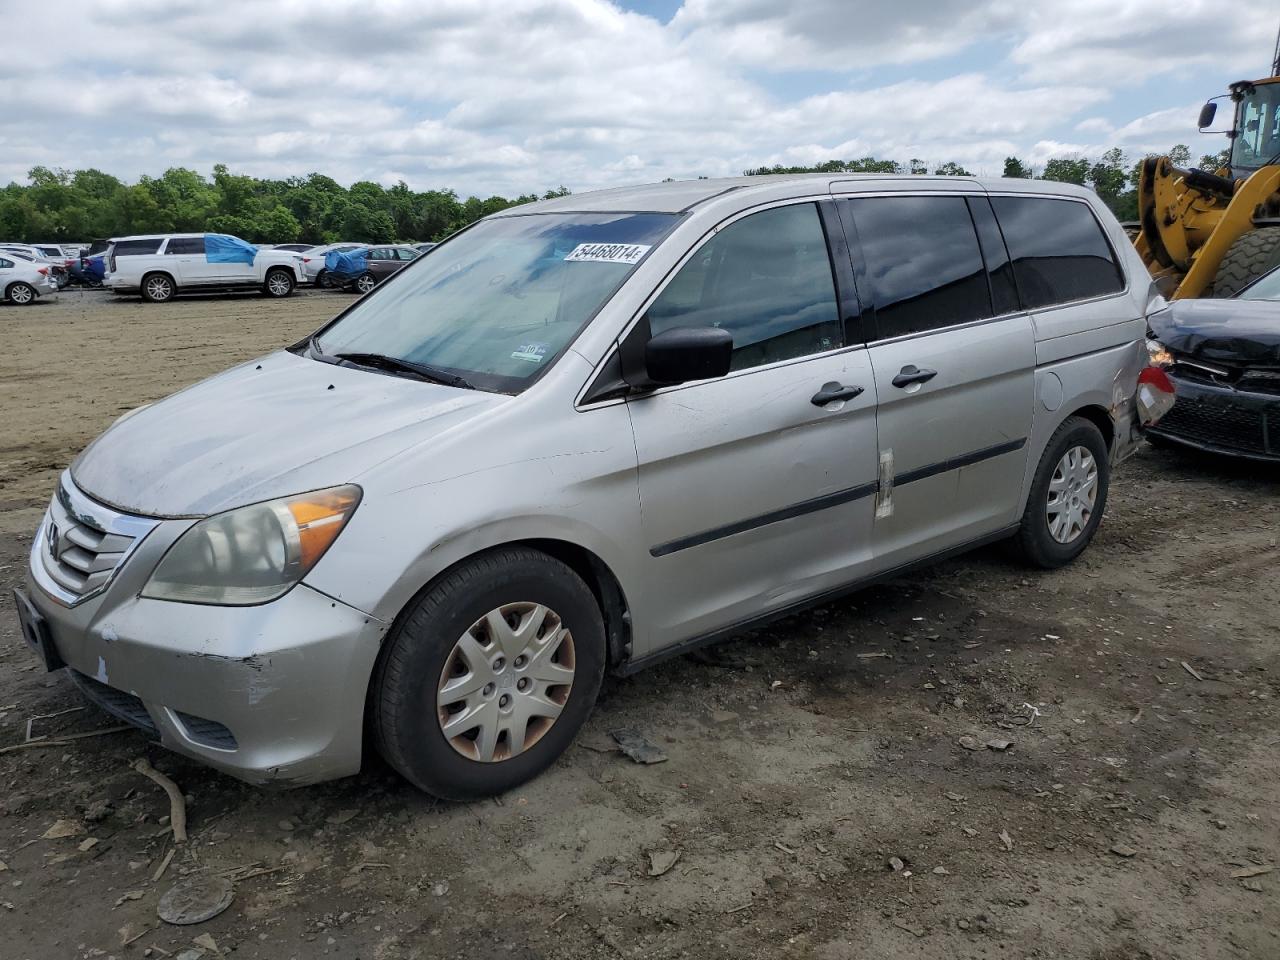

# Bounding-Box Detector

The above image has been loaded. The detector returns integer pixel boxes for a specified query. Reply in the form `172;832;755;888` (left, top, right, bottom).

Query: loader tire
1210;228;1280;297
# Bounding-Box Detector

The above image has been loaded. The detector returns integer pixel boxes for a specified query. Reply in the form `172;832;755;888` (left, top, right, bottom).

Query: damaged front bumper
1146;374;1280;461
20;479;388;787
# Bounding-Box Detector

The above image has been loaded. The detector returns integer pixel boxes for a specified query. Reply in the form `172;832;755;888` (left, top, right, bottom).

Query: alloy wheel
356;275;376;294
267;272;292;296
8;283;34;304
145;276;172;301
436;602;575;763
1045;444;1098;544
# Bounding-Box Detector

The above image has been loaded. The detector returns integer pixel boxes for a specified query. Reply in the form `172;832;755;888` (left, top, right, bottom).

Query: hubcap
146;277;171;300
1045;444;1097;544
436;602;575;763
10;284;32;303
268;273;290;295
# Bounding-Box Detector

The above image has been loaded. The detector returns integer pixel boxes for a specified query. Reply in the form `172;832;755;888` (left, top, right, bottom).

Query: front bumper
21;480;388;786
1146;374;1280;461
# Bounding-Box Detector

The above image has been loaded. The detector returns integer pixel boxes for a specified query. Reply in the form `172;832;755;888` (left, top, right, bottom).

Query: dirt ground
0;288;1277;960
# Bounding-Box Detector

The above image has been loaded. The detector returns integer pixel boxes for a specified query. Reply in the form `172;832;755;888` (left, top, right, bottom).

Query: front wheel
371;547;606;799
354;273;377;295
5;282;36;305
263;268;294;298
1015;417;1110;569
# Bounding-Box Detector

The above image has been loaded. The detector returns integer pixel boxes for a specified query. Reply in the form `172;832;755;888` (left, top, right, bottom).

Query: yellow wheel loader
1136;70;1280;299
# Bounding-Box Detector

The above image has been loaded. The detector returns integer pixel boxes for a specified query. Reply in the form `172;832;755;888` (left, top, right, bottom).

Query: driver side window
646;203;843;371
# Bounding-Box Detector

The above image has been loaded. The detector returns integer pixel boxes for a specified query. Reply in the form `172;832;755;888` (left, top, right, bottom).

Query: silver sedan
0;253;59;304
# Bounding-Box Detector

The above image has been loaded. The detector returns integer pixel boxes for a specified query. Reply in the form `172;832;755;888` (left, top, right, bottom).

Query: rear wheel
1211;227;1280;297
140;272;175;303
316;269;330;288
5;282;36;305
372;547;605;799
263;267;294;298
354;273;377;295
1015;417;1110;569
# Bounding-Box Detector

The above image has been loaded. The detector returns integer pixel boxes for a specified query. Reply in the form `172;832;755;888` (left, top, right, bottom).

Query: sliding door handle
811;382;865;406
892;365;938;388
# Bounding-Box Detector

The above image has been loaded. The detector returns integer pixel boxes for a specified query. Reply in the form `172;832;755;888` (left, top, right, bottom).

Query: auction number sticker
511;341;551;363
563;243;651;264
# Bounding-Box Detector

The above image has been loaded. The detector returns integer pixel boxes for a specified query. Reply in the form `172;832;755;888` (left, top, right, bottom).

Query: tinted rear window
990;197;1124;309
113;238;163;257
165;237;205;255
845;195;991;339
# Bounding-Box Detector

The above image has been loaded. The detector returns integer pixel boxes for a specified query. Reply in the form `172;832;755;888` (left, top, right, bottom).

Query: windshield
313;211;677;393
1231;82;1280;172
1238;265;1280;300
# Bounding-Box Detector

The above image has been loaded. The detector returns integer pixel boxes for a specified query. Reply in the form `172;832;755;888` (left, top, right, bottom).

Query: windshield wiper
330;351;475;390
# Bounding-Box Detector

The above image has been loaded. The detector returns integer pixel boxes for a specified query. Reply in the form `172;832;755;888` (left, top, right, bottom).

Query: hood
1152;299;1280;366
71;350;506;518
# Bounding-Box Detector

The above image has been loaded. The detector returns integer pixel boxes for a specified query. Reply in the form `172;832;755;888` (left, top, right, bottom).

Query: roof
493;173;1099;217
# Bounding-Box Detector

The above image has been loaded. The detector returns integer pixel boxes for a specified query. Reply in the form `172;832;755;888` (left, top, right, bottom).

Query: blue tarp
325;248;368;279
205;233;258;265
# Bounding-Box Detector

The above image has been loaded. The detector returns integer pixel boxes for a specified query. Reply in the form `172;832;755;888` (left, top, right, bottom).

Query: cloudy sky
2;0;1275;196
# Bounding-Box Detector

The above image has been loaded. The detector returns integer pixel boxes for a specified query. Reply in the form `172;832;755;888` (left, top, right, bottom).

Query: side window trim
833;198;879;342
817;199;869;347
966;196;1023;318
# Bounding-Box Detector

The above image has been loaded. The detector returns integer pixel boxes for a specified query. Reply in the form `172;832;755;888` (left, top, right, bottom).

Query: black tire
1211;228;1280;297
140;272;175;303
316;269;330;288
5;282;36;306
371;547;605;799
262;267;294;298
1015;417;1110;569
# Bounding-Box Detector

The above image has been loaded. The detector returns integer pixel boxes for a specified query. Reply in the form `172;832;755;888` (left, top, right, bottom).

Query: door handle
810;381;865;406
891;364;938;388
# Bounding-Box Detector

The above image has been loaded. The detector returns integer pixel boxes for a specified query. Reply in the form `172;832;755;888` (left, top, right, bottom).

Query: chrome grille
33;475;158;606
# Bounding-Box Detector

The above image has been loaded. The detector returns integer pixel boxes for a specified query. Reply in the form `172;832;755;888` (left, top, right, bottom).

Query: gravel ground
1;288;1277;960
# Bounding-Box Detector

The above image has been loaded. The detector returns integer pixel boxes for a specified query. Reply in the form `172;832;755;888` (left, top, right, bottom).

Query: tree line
744;145;1232;222
0;164;570;245
1;143;1233;245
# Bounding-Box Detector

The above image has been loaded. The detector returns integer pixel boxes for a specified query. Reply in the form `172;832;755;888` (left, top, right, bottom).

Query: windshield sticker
511;342;551;363
563;243;651;265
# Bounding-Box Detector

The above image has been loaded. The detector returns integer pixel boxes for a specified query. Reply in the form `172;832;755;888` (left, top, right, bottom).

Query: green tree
1040;157;1090;185
1002;156;1031;178
933;161;972;176
1200;148;1231;171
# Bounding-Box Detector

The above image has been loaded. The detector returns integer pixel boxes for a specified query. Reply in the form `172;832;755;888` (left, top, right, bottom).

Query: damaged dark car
1147;266;1280;460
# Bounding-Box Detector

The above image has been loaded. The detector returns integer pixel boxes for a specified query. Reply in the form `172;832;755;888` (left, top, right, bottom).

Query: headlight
141;485;361;605
1146;338;1174;368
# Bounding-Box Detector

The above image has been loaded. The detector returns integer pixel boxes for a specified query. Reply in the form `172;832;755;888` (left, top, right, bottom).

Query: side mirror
644;326;733;385
1197;101;1217;129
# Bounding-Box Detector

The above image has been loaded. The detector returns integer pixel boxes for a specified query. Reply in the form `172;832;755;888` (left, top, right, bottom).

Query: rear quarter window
990;197;1124;309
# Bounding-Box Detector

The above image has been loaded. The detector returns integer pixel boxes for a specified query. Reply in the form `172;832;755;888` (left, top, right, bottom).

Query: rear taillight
37;267;49;276
302;257;312;263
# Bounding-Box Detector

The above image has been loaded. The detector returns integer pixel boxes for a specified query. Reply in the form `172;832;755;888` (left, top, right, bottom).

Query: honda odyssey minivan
15;175;1173;798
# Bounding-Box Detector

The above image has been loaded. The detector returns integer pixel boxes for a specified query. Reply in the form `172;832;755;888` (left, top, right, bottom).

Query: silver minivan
16;175;1171;798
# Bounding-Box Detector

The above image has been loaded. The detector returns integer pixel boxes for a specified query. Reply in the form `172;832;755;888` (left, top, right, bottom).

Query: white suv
103;234;306;303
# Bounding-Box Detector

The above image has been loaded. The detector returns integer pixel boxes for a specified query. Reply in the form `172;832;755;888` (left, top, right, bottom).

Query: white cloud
0;0;1269;194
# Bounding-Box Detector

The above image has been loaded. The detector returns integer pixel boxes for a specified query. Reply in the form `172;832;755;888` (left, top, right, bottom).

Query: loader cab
1225;78;1280;177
